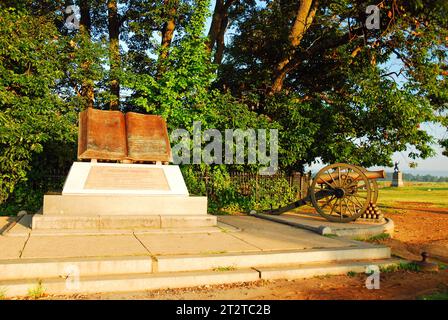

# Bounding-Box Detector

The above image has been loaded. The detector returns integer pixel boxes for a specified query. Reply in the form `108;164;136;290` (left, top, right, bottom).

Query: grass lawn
377;181;448;208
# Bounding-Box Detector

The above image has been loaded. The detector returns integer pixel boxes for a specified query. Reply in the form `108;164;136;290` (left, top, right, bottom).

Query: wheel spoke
320;195;336;209
339;198;343;219
346;195;362;209
337;167;342;187
344;198;355;216
320;197;338;216
320;177;335;189
352;195;366;209
327;169;338;188
328;200;336;216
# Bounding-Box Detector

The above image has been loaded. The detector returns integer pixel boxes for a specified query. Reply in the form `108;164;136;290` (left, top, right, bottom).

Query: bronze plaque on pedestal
84;167;170;190
78;108;172;162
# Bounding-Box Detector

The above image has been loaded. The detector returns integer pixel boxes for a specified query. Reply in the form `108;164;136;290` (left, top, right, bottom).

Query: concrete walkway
253;212;394;238
1;215;357;260
0;215;398;298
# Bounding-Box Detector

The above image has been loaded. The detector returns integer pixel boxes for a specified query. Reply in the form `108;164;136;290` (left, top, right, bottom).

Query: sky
385;123;448;175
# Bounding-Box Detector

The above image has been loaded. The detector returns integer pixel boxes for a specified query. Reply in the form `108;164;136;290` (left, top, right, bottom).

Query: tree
269;0;318;95
79;0;95;108
218;0;448;169
107;0;121;110
207;0;234;64
159;0;178;65
0;8;77;204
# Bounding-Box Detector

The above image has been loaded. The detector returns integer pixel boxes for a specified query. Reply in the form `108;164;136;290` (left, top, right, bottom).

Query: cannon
263;163;385;223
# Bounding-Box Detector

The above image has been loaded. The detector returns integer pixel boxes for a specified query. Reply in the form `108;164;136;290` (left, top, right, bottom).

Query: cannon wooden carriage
263;163;385;223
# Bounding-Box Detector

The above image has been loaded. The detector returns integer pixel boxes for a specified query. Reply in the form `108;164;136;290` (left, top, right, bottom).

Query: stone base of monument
391;171;404;187
32;162;215;230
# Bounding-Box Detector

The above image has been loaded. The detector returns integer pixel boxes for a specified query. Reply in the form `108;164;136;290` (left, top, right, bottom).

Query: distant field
378;181;448;208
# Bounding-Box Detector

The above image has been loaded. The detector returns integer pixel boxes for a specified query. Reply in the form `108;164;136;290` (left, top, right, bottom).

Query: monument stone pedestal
391;171;404;187
32;162;216;230
32;109;216;231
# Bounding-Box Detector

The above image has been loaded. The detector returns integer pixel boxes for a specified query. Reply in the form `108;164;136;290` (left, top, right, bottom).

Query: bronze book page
77;109;172;162
125;112;172;162
78;108;127;160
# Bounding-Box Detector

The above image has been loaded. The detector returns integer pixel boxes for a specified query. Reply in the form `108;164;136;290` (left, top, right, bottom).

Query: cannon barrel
316;170;385;185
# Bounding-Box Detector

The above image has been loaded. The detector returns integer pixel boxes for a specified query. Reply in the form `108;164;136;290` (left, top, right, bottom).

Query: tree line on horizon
401;173;448;182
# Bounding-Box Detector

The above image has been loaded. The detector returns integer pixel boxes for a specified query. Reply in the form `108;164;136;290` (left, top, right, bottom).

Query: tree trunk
79;0;91;34
213;11;228;64
158;0;177;75
108;0;120;110
207;0;234;64
79;0;94;109
268;0;318;95
207;0;225;50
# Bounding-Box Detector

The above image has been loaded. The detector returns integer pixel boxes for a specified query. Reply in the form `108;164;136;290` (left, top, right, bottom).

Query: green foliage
0;287;6;300
124;0;214;122
213;266;236;272
438;263;448;271
124;0;274;135
123;0;281;214
346;271;357;277
0;141;76;215
221;0;448;169
1;0;447;213
418;291;448;300
356;233;391;242
402;173;448;182
27;280;45;299
418;283;448;300
183;165;300;213
0;8;77;207
380;262;421;273
323;234;339;238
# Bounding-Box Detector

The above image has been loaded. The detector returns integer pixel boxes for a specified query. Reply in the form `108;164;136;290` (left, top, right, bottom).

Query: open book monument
32;108;216;231
78;108;172;162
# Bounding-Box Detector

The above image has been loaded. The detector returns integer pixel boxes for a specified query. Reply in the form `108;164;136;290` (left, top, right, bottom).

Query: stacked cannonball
360;202;384;221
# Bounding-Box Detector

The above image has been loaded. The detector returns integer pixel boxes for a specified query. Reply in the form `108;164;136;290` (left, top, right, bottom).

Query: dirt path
382;203;448;262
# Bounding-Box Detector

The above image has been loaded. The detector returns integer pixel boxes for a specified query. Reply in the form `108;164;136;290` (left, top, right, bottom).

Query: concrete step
0;245;390;281
0;259;401;298
0;256;154;281
31;215;217;230
256;258;402;280
43;194;207;216
5;226;236;237
0;269;260;298
156;245;391;272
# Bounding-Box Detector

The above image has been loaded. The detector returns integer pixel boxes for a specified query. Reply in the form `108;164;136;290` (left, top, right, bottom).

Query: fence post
291;171;302;199
303;171;311;198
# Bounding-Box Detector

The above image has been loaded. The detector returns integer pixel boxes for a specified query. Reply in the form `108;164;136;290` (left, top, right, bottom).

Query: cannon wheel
310;163;371;222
